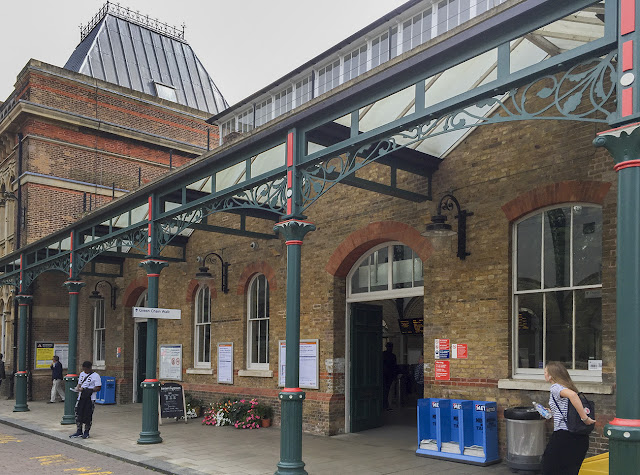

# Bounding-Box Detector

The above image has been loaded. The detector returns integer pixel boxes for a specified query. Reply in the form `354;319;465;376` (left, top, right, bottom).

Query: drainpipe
16;133;22;249
10;133;24;397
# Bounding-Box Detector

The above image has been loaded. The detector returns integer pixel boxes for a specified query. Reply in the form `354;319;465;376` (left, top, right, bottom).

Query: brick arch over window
123;276;148;308
501;180;611;222
185;279;217;302
326;221;434;278
236;261;278;295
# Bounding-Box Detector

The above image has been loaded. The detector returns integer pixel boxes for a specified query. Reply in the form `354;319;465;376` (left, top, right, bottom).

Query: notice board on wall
159;344;182;381
278;339;319;389
217;343;233;384
35;342;68;369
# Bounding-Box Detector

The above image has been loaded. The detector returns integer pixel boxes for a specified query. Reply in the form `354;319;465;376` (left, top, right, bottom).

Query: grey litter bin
504;406;546;473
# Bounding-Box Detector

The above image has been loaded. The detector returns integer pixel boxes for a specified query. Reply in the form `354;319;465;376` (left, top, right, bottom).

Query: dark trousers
542;429;589;475
75;398;95;433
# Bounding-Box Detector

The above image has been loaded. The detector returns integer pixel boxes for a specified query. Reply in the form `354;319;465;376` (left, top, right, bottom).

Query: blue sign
438;350;450;359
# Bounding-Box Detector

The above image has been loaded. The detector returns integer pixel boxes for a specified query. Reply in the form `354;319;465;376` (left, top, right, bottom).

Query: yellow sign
35;342;55;369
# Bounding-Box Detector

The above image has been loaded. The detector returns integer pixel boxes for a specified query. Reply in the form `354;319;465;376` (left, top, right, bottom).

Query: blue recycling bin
95;376;116;404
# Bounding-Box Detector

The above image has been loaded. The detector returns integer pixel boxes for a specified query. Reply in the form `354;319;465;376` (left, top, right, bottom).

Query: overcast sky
1;0;408;106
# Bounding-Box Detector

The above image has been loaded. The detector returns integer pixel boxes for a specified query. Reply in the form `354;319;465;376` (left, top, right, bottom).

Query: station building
0;0;622;458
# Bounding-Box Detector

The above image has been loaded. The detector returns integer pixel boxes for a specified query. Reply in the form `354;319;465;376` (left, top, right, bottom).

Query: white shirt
549;383;569;431
77;371;102;401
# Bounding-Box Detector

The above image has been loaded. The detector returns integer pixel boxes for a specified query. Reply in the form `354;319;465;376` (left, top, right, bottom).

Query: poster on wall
54;344;68;368
35;342;68;369
435;360;450;381
217;343;234;384
278;340;319;389
452;343;468;359
159;344;182;381
434;339;450;359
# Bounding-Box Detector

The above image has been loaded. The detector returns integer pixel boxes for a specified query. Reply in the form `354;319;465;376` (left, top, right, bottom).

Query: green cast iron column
61;280;85;424
594;126;640;472
137;258;168;444
13;294;32;412
274;219;315;475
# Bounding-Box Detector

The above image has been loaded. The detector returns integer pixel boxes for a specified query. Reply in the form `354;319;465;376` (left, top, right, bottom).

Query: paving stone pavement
0;399;516;474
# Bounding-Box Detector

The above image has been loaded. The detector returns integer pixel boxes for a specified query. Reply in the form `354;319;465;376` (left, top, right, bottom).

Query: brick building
0;0;625;462
0;3;225;400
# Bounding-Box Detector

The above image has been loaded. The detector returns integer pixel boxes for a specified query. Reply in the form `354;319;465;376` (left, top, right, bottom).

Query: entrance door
350;303;383;432
134;321;147;403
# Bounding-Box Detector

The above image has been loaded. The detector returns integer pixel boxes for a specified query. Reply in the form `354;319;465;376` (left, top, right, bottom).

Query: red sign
452;343;468;359
436;339;450;350
435;360;450;381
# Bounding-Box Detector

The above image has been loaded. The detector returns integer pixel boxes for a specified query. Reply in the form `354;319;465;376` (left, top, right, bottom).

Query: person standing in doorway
542;361;595;475
50;355;65;403
70;361;101;439
414;353;424;399
382;342;397;411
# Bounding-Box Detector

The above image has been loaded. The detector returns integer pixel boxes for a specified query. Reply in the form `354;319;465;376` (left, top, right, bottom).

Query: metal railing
80;1;186;42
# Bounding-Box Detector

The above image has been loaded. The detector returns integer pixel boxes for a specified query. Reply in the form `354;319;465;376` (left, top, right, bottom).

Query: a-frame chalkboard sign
158;382;187;424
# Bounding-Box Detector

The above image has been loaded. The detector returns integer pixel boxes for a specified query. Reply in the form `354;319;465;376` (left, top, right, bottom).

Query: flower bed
202;397;263;429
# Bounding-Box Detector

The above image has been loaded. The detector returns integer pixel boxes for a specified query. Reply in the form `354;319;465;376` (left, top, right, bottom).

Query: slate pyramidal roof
64;2;228;115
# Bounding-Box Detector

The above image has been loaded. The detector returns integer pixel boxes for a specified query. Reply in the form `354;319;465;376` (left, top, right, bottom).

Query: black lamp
196;252;230;293
422;193;473;260
88;280;117;310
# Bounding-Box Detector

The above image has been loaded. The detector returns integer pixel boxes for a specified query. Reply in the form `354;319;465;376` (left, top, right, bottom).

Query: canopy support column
61;280;85;424
13;294;32;412
595;125;640;472
137;258;168;445
274;219;315;475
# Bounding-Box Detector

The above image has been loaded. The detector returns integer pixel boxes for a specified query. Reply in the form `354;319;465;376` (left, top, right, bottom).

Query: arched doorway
346;242;424;433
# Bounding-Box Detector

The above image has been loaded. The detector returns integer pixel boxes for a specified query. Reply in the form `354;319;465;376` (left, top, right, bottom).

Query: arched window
513;204;602;378
194;286;211;368
93;299;106;366
348;242;423;300
247;274;269;369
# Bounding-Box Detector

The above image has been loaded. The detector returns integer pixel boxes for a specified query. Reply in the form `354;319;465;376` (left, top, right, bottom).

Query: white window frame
237;107;253;133
154;81;178;102
343;44;368;83
93;299;106;366
315;59;341;97
347;241;424;302
247;274;270;370
294;76;312;108
194;286;212;369
255;98;273;127
274;86;293;118
512;203;603;382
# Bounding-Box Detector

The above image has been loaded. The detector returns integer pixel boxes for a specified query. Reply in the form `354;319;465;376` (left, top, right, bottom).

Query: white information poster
159;344;182;381
278;339;319;389
217;342;234;384
55;343;69;369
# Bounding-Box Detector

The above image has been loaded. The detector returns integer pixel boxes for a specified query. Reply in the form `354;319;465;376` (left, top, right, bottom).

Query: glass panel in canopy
251;143;286;177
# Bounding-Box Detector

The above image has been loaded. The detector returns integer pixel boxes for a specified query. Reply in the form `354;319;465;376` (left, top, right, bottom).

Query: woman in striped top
541;361;596;475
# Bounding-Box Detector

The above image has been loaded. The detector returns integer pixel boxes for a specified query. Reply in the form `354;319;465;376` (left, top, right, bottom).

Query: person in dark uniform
382;342;397;410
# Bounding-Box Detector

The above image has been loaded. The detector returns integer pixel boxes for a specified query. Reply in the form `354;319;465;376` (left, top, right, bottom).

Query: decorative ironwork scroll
22;255;71;290
74;227;148;275
300;51;617;210
157;176;287;251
